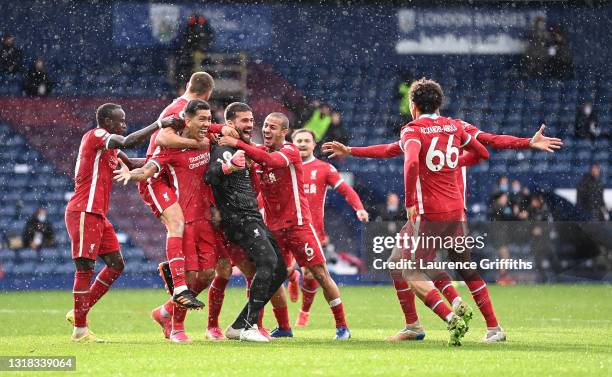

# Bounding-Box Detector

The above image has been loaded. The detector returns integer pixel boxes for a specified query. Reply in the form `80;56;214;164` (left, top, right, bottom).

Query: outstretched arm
218;136;290;169
322;141;402;159
106;116;183;150
474;124;562;152
156;127;209;150
113;159;159;185
117;151;146;170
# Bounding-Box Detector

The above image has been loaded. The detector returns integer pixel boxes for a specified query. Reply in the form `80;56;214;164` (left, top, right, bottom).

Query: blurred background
0;0;610;290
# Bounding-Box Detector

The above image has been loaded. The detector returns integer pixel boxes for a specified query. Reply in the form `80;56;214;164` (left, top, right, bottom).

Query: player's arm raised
117;151;146;170
205;148;246;186
156;127;208;150
106;116;184;150
113;159;159;185
322;141;402;159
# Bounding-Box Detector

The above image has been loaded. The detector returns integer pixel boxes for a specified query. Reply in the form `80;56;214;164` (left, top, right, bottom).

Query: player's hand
219;136;239;148
407;206;417;224
160;116;185;131
113;159;131;185
529;124;563;153
196;137;210;149
356;209;369;222
221;126;240;139
322;141;351;158
222;151;246;174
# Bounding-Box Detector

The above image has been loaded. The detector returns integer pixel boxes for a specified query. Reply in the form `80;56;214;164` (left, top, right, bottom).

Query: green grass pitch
1;285;611;376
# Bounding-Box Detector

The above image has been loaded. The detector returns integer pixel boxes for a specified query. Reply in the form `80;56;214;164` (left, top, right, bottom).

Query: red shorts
183;219;216;271
272;223;325;268
65;211;120;260
138;179;177;218
214;229;248;266
400;209;467;263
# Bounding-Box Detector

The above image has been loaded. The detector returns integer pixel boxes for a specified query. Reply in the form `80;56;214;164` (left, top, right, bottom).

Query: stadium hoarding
112;2;273;51
396;7;545;55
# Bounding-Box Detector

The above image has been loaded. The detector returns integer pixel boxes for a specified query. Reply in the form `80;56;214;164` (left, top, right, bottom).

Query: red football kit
398;114;489;262
237;140;326;268
150;147;216;271
65;128;121;260
301;157;364;241
139;96;224;217
349;120;530;208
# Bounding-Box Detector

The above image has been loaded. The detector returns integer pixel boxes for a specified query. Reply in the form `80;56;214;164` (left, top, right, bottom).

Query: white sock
160;305;170;318
445;313;455;323
451;297;463;309
328;298;342;307
173;285;188;296
73;326;88;337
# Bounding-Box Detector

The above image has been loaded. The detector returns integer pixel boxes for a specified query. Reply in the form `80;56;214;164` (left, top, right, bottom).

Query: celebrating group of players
64;71;562;345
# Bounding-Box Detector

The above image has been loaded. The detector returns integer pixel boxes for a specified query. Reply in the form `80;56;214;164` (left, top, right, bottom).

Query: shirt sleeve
464;121;530;149
351;142;403;158
89;128;114;150
149;149;173;174
236;140;295;168
328;164;365;211
325;163;343;189
400;125;421;209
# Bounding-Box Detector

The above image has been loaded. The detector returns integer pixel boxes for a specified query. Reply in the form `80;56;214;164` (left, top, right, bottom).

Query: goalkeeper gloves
222;150;246;175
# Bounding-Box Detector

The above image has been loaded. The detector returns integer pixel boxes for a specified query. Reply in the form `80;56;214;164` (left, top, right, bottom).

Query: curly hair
409;78;444;114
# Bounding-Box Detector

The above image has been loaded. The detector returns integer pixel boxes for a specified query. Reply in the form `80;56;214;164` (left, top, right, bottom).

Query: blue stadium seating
0;122;152;279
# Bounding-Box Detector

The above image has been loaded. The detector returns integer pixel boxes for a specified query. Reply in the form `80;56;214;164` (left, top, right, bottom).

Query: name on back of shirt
419;124;458;134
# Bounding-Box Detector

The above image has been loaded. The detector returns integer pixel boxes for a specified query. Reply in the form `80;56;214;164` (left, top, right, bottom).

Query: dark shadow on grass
107;338;612;355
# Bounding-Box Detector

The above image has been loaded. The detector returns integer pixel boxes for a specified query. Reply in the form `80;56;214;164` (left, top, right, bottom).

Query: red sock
329;299;347;328
289;269;300;283
433;272;460;305
392;279;419;324
424;289;453;322
466;279;499;328
162;299;174;317
88;267;122;308
273;306;291;330
208;276;228;328
300;277;318;313
73;270;94;327
172;305;187;332
166;237;186;289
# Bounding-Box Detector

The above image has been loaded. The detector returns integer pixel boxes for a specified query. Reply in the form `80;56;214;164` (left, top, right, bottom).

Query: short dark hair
291;128;316;142
409;78;444;114
224;102;252;121
187;72;215;95
268;112;289;130
183;99;211;118
96;103;122;126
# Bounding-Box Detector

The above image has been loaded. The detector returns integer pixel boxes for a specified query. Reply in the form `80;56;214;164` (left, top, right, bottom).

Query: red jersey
351;121;529;209
400;114;488;214
150;147;212;223
241;141;312;231
302;157;364;237
146;96;189;159
66;128;119;215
